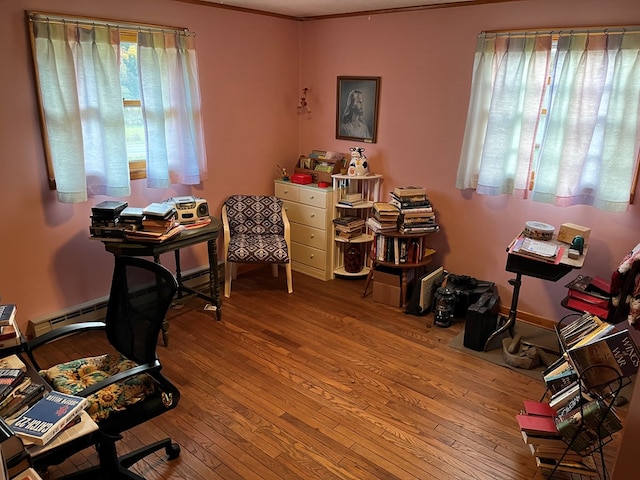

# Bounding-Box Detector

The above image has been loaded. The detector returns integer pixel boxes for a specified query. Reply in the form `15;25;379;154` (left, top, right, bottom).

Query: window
120;32;146;180
456;28;640;212
27;12;208;203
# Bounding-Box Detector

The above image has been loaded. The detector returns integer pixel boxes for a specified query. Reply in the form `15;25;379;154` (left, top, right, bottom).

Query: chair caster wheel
166;443;181;460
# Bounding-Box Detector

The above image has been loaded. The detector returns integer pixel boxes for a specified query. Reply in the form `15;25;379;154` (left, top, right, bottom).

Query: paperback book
10;392;88;446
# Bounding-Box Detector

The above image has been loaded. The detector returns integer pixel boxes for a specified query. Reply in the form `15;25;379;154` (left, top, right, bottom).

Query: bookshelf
517;313;638;479
331;174;383;278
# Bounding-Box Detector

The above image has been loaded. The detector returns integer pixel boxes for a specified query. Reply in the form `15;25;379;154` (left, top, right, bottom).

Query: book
556;400;622;453
564;296;609;318
91;200;128;216
0;305;16;327
567;329;640;389
516;414;559;437
124;224;185;244
521;430;568;448
0;369;25;403
10;467;44;480
535;456;598;476
0;355;26;373
393;186;427;197
0;382;45;420
0;324;17;342
565;275;611;301
522;400;557;417
9;391;88;446
142;202;177;219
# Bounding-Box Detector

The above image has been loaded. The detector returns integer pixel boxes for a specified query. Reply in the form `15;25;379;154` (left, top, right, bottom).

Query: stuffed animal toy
347;147;369;176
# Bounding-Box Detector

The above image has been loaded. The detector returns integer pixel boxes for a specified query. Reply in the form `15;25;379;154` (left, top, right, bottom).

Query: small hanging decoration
297;88;311;114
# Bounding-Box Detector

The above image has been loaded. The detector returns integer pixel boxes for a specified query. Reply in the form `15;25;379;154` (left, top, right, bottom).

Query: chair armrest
26;322;106;370
77;359;162;397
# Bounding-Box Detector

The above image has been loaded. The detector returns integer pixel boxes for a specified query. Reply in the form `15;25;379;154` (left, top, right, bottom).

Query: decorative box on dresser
274;180;334;281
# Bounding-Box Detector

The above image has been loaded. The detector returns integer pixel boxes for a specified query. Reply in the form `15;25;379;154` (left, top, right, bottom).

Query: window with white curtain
27;12;208;204
456;28;640;212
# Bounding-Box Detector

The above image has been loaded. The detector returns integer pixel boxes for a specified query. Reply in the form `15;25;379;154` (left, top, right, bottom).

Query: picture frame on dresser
336;76;380;144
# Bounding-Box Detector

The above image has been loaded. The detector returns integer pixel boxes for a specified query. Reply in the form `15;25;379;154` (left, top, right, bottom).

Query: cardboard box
372;269;402;307
294;155;344;183
558;223;591;246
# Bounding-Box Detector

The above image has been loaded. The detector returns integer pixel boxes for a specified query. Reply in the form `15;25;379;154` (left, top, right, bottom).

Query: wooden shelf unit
331;174;383;279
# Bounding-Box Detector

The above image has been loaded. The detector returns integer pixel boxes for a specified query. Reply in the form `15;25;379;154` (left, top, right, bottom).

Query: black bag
463;292;501;351
446;274;497;318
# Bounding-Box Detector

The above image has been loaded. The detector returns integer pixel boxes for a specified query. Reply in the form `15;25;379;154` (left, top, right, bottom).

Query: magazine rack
539;315;631;480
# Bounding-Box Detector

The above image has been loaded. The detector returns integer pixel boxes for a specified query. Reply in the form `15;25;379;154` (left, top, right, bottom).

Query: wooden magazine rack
294;155;343;184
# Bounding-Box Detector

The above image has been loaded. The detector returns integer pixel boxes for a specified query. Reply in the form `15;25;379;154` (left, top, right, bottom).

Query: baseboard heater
27;264;221;338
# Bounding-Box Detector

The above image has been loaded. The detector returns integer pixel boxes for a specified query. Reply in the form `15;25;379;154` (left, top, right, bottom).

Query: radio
166;196;209;224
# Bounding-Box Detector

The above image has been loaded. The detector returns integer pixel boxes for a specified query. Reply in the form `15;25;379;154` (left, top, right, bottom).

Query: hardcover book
516;414;559;437
567;329;640;389
10;392;88;446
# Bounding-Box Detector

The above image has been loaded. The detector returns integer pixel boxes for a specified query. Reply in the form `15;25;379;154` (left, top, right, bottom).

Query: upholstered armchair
222;195;293;297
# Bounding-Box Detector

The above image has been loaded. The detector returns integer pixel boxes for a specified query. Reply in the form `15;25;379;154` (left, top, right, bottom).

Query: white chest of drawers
274;180;334;280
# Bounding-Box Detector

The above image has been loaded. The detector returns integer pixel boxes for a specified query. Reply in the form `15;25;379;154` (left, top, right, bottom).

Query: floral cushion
40;353;157;422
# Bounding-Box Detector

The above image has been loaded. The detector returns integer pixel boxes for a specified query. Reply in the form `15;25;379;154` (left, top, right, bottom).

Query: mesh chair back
224;195;285;236
105;256;178;365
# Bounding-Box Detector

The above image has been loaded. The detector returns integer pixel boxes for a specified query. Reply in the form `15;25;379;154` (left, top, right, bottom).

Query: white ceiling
198;0;489;19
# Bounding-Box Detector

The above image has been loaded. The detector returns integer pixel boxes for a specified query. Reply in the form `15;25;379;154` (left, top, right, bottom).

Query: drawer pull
310;213;315;218
310;234;315;239
309;254;315;259
310;195;315;199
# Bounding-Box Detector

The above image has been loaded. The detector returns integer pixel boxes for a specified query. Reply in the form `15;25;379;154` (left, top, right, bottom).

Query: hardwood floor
33;268;626;479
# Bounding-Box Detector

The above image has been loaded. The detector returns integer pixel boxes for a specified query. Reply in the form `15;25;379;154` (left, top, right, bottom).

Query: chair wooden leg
271;264;279;278
225;260;232;298
285;262;293;294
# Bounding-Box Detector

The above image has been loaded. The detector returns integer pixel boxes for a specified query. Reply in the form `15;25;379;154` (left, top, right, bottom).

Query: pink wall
0;0;299;328
298;0;640;324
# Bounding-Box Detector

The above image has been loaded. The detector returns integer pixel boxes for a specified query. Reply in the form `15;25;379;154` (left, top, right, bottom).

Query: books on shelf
0;305;16;328
9;392;88;446
566;328;640;389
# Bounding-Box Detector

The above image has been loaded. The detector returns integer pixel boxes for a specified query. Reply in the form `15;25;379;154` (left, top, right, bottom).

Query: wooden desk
101;217;223;344
483;235;587;351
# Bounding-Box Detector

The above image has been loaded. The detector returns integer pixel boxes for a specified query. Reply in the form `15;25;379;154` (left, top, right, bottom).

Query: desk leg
208;239;222;321
483;272;520;351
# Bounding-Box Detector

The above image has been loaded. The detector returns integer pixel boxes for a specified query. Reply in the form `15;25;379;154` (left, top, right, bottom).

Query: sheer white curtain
457;29;640;212
32;19;129;203
533;32;640;212
137;31;208;188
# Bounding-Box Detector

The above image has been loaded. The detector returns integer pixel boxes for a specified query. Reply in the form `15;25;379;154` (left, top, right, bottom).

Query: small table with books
484;233;587;351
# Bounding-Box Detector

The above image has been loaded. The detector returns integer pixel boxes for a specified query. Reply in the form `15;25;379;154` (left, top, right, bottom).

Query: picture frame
336;76;380;143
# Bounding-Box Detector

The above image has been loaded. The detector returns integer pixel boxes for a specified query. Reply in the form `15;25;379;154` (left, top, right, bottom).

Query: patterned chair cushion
224;195;290;263
40;353;157;422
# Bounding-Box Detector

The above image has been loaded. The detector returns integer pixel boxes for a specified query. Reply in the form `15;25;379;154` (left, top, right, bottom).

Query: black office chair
26;256;180;480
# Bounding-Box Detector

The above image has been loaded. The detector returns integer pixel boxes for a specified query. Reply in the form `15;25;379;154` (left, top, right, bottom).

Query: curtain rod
481;26;640;38
26;11;193;36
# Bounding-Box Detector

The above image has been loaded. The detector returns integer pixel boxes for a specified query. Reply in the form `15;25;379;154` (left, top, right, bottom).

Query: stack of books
9;391;88;447
0;355;45;423
367;203;400;233
564;275;611;318
124;203;184;243
0;304;21;349
390;186;439;234
333;216;365;240
89;200;128;240
337;192;365;207
118;207;145;232
516;399;600;478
